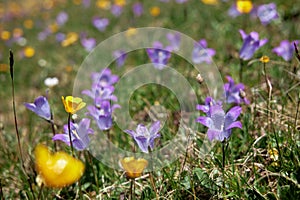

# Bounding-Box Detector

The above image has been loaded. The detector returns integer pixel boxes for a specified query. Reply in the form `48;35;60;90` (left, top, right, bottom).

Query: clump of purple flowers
257;3;279;26
24;96;51;121
82;68;120;130
224;76;250;105
52;118;94;151
273;40;299;61
192;39;216;64
125;121;161;153
146;41;172;70
239;29;268;60
196;97;242;142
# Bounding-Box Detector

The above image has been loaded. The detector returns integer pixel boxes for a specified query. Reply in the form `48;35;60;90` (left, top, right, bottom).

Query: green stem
50;113;57;151
239;59;244;82
222;141;226;198
67;113;75;157
9;50;35;199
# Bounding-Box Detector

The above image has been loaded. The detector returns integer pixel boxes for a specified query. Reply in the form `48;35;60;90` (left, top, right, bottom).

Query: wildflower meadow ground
0;0;300;199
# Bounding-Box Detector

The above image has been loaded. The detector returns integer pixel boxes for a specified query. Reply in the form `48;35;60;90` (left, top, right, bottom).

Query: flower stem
68;113;75;157
222;141;226;198
149;150;159;200
130;179;135;200
239;59;244;82
50;113;57;151
37;183;44;200
263;62;272;132
9;50;35;199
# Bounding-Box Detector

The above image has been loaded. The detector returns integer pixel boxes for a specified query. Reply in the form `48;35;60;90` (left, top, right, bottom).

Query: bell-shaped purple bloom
111;5;123;17
196;96;222;117
272;40;299;61
257;3;279;26
192;39;216;64
113;50;127;67
80;33;96;52
87;101;116;130
125;121;161;153
197;103;242;142
24;96;51;121
166;33;181;52
224;76;250;105
239;29;268;60
82;84;117;107
132;3;143;17
56;32;66;42
92;17;109;32
91;68;119;87
52;118;94;151
56;11;68;26
146;42;172;70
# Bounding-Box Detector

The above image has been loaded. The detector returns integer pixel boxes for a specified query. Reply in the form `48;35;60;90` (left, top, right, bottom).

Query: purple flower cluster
196;97;242;142
239;29;268;60
53;118;94;151
24;96;95;151
125;121;161;153
224;76;250;105
257;3;279;26
273;40;299;61
146;41;172;70
192;39;216;64
82;68;120;130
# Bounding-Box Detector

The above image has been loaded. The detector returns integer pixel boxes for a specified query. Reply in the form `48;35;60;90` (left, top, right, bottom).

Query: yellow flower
236;0;253;14
24;19;34;29
120;157;148;179
1;30;11;41
150;6;160;17
96;0;111;10
126;27;137;37
61;32;79;47
48;23;58;33
114;0;126;7
260;55;270;63
24;47;35;58
0;64;9;72
268;148;279;161
35;144;85;188
73;0;82;5
13;28;23;38
201;0;219;5
62;96;86;114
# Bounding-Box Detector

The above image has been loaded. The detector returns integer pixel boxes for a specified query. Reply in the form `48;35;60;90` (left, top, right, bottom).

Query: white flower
44;77;59;87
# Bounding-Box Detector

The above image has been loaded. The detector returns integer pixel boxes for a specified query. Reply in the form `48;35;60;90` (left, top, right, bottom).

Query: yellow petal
120;157;148;179
35;144;85;188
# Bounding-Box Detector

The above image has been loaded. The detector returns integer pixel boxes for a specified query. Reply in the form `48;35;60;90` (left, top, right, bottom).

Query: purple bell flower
92;17;109;32
224;76;250;105
113;50;127;67
197;102;242;142
166;33;181;52
52;118;94;151
239;29;268;60
272;40;299;61
91;68;119;87
146;41;172;70
80;33;96;52
132;3;143;17
192;39;216;64
111;5;123;17
257;3;279;26
24;96;51;121
56;11;68;26
87;101;115;131
125;121;161;153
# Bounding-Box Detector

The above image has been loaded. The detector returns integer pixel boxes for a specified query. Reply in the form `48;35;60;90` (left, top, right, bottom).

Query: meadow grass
0;0;300;199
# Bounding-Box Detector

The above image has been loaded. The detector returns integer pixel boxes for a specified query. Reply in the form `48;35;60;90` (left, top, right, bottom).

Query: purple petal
207;129;222;142
134;136;149;153
196;116;213;128
226;106;242;122
52;134;71;145
150;121;160;135
226;121;242;130
125;130;136;137
149;133;160;150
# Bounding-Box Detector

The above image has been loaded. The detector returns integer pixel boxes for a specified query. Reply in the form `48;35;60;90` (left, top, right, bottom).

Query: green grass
1;0;300;199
